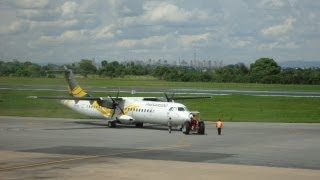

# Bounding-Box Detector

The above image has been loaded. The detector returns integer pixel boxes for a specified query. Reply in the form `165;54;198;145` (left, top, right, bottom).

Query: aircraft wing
28;96;123;101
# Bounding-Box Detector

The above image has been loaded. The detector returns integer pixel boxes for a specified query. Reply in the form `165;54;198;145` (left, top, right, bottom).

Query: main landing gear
107;121;116;128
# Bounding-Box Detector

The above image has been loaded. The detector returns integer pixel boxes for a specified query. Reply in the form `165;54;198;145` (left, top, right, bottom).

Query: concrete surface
0;116;320;179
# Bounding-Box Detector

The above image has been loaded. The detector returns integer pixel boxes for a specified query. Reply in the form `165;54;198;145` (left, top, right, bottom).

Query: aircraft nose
184;112;192;121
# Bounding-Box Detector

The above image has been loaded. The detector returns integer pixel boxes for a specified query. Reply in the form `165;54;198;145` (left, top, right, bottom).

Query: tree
79;59;97;77
101;60;108;67
249;58;281;83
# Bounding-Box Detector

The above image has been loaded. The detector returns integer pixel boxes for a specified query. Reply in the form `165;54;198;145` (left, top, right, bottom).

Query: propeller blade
118;106;124;115
116;88;120;98
164;93;169;102
110;89;122;118
111;108;116;118
171;93;175;99
164;92;175;102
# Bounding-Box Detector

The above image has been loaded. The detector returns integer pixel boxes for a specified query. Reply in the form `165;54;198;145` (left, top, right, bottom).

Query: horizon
2;58;320;68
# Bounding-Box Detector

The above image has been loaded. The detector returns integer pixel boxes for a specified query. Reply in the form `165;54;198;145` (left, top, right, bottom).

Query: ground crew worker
168;120;172;133
191;115;197;130
216;119;223;135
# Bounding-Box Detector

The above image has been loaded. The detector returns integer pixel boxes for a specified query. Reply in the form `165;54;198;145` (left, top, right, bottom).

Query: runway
0;116;320;179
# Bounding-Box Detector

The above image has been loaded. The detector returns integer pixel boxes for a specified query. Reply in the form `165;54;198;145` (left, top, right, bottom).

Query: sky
0;0;319;65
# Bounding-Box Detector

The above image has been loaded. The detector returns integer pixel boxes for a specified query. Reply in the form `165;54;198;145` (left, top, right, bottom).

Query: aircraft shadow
72;120;183;132
72;120;206;135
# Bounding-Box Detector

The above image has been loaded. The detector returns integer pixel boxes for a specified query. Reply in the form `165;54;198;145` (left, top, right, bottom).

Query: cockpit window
178;107;185;111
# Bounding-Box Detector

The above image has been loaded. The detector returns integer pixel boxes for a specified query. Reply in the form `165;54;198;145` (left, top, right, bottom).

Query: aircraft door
167;107;179;123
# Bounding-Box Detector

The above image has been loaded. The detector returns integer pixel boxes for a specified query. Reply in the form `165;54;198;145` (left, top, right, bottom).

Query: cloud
0;20;29;35
143;2;192;23
258;41;299;50
61;1;79;18
179;33;211;46
230;38;253;48
16;9;60;21
33;24;117;47
94;25;117;39
116;34;170;48
261;17;296;36
11;0;49;9
0;0;320;64
258;0;286;9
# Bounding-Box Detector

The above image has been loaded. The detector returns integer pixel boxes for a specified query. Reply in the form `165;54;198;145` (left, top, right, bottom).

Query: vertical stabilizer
64;67;90;97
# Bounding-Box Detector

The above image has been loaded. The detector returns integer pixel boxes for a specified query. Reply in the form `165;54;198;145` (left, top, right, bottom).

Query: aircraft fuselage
61;97;191;126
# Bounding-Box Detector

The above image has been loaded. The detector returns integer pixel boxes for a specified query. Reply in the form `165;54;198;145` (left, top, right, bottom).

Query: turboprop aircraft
29;68;211;134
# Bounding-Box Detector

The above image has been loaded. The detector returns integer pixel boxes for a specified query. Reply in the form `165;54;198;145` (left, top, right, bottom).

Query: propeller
164;92;175;102
110;88;124;118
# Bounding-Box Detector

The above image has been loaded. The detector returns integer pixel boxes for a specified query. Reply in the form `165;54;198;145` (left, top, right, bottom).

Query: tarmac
0;116;320;179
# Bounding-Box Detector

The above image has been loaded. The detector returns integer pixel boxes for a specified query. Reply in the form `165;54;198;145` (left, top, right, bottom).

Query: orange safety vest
216;121;223;128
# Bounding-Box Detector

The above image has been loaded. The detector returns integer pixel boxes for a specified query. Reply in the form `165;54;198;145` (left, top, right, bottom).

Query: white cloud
179;33;211;46
116;39;137;48
16;9;60;21
258;0;286;9
143;2;192;23
1;0;320;64
94;25;116;39
12;0;49;9
261;17;296;36
0;20;28;35
230;38;253;48
36;29;93;46
116;34;170;48
258;41;299;50
61;1;79;18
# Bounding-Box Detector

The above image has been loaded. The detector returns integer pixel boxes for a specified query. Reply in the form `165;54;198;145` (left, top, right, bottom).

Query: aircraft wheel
135;122;143;128
198;121;205;135
182;121;191;135
108;121;116;128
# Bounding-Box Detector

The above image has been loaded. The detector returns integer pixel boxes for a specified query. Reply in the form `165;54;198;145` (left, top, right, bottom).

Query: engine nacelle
117;115;135;124
97;97;115;109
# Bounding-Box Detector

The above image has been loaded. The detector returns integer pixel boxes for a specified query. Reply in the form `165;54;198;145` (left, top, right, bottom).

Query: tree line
1;58;319;85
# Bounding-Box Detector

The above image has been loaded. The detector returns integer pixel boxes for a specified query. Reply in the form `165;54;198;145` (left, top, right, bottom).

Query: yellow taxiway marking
0;144;189;172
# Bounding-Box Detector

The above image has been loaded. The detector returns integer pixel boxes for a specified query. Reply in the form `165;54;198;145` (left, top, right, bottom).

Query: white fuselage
61;97;191;126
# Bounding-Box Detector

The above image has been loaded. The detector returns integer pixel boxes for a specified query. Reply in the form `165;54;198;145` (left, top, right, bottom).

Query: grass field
1;89;319;123
1;76;320;92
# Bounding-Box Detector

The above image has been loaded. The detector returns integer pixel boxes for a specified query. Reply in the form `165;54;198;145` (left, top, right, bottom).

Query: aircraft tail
64;67;90;97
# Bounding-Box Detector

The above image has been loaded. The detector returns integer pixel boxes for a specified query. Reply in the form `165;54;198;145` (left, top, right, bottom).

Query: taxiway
0;116;320;179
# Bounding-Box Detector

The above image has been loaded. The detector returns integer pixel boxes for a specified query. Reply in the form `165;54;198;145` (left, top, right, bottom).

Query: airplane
28;67;211;134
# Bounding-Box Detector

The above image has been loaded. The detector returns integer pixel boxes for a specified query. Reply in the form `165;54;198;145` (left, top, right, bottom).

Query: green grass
1;76;320;92
1;89;319;123
183;95;320;123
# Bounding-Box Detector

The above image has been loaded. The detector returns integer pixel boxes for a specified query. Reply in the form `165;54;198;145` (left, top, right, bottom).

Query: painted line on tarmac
0;144;189;172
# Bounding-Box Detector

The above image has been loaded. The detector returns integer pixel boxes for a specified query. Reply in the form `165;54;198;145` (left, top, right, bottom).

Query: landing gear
135;122;143;128
168;121;172;134
107;121;116;128
182;121;191;135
